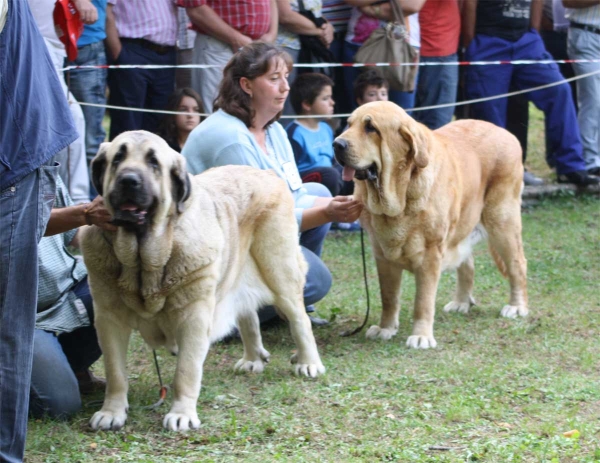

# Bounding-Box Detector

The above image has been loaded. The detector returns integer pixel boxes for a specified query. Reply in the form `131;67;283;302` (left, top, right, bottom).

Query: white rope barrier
75;68;600;119
60;58;600;72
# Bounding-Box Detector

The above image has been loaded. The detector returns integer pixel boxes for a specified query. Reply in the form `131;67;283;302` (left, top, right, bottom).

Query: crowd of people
1;0;599;462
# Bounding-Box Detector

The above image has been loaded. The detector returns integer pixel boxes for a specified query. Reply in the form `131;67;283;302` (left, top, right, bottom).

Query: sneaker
523;171;544;186
557;170;600;186
75;369;106;395
308;315;329;326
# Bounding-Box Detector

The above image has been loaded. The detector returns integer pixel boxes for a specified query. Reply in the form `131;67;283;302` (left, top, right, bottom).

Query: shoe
334;220;361;232
75;369;106;395
557;170;600;186
588;166;600;176
523;171;544;186
308;315;329;326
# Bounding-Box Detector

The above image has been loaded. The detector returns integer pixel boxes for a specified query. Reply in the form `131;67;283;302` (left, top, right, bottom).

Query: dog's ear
171;155;192;214
90;142;110;196
400;124;429;168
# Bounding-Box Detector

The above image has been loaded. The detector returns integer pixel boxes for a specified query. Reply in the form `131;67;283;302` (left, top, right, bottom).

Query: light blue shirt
181;110;318;228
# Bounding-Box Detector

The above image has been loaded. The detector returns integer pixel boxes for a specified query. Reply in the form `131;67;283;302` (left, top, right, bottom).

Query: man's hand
319;22;334;47
84;196;118;231
229;32;253;52
73;0;98;25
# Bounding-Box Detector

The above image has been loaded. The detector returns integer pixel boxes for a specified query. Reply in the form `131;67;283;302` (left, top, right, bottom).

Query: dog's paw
234;348;270;374
444;296;476;314
290;356;326;378
90;409;127;431
163;411;201;432
406;335;437;349
500;305;528;318
365;325;398;340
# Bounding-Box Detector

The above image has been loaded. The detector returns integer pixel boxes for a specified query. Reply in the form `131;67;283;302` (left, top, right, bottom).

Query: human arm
44;195;117;237
73;0;98;24
186;4;252;51
461;0;477;48
105;3;121;60
259;0;279;43
562;0;600;6
300;196;363;231
351;0;425;17
530;0;543;30
276;0;325;36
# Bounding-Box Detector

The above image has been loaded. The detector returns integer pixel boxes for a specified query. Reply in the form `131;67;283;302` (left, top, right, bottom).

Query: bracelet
83;203;93;226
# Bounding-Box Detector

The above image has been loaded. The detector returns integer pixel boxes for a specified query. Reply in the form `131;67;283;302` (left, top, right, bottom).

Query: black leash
340;227;371;337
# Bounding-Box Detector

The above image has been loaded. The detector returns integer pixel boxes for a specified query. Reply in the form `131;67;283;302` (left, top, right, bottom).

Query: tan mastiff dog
81;131;325;432
333;102;528;348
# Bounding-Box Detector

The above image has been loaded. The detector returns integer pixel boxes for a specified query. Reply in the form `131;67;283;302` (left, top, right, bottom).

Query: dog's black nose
333;138;348;154
118;171;142;189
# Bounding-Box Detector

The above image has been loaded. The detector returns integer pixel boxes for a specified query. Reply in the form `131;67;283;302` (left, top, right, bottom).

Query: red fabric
418;0;460;57
53;0;84;61
177;0;271;40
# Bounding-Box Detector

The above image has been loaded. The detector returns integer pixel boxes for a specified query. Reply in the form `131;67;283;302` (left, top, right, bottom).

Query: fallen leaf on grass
563;429;580;438
89;443;97;450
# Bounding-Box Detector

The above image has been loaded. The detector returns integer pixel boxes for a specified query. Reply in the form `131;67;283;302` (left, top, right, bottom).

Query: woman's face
174;96;201;135
244;58;290;119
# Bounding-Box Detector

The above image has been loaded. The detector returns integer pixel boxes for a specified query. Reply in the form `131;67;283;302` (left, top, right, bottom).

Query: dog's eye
365;120;378;135
147;155;159;170
112;154;123;166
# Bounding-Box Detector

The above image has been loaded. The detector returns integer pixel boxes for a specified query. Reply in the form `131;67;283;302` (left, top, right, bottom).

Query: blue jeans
30;278;101;419
568;27;600;170
0;163;58;463
464;30;585;175
67;41;108;190
414;54;459;130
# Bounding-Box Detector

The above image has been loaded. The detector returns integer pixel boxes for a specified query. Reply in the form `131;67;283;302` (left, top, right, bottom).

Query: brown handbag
353;0;419;92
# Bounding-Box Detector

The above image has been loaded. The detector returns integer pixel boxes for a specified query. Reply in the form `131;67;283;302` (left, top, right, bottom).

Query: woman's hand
325;195;363;223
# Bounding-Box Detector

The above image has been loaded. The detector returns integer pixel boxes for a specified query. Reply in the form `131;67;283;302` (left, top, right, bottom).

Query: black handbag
296;0;335;78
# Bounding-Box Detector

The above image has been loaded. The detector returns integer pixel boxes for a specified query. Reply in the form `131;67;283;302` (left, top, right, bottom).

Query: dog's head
333;101;431;216
90;131;192;232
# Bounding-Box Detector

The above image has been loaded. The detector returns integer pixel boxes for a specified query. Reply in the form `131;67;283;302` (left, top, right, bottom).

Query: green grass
25;108;599;462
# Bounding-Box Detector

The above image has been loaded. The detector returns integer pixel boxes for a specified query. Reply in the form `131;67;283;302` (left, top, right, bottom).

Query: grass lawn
25;108;599;462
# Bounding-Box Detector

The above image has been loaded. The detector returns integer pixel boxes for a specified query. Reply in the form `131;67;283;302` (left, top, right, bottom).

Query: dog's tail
489;244;508;279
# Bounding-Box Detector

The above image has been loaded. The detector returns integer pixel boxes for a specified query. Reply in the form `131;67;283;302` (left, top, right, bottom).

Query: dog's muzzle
109;170;154;226
333;138;378;182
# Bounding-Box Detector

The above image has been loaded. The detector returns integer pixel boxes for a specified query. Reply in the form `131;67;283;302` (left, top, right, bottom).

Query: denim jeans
414;54;459;130
0;163;58;463
568;27;600;170
30;277;101;419
67;41;108;180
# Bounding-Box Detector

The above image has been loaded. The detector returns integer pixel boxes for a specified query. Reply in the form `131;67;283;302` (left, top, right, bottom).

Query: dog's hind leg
483;201;528;318
234;309;271;374
90;312;132;431
366;253;403;341
443;255;476;314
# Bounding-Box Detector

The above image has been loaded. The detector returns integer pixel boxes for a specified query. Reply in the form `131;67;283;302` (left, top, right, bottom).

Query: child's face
358;85;389;105
175;96;201;134
306;85;335;117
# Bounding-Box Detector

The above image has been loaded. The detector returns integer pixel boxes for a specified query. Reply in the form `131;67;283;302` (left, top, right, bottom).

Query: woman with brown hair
182;42;362;325
156;87;203;152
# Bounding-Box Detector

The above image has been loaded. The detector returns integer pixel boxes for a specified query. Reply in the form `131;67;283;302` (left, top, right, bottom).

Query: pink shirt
108;0;178;46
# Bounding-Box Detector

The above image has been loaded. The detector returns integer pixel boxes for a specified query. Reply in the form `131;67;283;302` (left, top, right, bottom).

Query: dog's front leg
366;256;403;341
163;308;212;431
408;252;442;349
90;312;132;430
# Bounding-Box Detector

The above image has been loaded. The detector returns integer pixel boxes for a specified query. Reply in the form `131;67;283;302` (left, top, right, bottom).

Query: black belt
121;38;175;55
570;22;600;35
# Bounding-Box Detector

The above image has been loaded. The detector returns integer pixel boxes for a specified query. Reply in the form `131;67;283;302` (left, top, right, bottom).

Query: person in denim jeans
0;1;78;461
67;0;108;197
414;0;460;130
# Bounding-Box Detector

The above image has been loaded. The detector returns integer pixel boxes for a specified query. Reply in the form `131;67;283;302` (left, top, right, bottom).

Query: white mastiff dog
81;131;325;432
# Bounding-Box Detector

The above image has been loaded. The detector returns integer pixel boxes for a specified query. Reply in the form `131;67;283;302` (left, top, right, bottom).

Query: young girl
156;88;203;152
